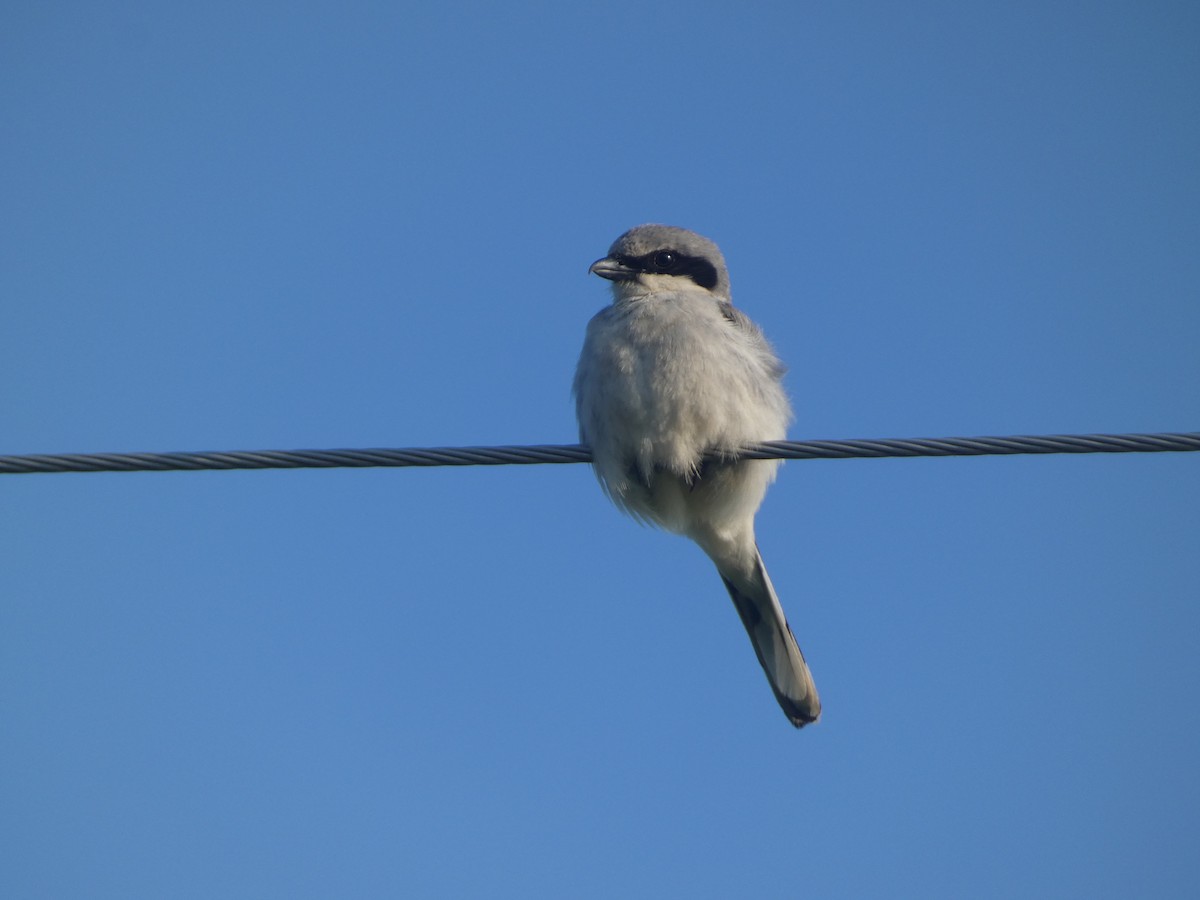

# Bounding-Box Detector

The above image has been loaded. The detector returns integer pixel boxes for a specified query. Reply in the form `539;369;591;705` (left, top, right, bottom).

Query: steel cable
1;431;1197;476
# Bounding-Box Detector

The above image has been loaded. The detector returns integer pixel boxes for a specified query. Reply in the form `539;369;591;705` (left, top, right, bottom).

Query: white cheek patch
638;272;698;292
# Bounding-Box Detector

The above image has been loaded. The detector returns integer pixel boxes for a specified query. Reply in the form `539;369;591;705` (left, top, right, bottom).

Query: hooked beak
588;256;636;282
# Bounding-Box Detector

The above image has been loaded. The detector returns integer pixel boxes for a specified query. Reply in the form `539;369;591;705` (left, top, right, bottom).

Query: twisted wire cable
1;431;1196;476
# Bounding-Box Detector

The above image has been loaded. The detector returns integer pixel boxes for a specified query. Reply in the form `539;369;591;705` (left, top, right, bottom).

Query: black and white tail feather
719;546;820;726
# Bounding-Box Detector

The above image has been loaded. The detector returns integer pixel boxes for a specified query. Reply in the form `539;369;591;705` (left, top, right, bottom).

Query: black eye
652;251;677;270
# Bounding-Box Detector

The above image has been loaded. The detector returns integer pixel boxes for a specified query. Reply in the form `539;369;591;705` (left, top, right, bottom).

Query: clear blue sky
3;3;1198;897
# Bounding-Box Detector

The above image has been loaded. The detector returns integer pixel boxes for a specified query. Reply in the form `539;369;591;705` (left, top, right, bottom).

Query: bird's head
589;224;732;302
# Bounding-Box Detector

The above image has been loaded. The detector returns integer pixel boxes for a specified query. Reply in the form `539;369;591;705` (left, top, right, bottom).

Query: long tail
719;546;821;727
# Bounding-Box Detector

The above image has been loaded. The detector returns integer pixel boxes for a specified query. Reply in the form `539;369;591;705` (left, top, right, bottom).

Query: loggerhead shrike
573;224;820;728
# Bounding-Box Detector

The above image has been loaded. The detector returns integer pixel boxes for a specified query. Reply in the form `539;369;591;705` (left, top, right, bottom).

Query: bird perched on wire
573;224;820;727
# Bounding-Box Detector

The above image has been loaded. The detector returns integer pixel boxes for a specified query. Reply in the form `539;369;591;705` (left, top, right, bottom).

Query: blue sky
2;2;1198;897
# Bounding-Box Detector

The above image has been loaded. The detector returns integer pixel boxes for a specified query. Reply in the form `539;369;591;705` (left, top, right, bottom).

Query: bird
573;224;821;727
